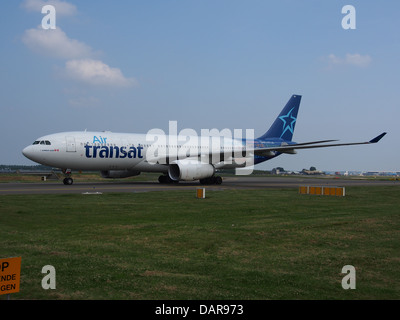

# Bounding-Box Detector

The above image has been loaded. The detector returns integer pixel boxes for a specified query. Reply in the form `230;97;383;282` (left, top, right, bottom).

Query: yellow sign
0;257;21;295
299;186;345;197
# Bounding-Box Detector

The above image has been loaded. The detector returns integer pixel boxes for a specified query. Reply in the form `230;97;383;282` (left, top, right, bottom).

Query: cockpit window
33;140;51;145
32;140;51;146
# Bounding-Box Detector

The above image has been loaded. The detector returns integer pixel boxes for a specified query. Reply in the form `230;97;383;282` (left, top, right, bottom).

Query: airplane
22;95;386;185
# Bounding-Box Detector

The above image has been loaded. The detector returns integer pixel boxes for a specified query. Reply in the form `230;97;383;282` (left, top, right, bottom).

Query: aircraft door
66;136;76;152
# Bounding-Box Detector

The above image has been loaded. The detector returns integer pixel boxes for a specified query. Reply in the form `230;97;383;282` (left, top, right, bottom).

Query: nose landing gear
63;177;73;185
62;169;73;185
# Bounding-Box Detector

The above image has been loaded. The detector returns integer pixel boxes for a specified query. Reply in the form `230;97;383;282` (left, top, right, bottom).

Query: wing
253;132;387;156
145;133;386;164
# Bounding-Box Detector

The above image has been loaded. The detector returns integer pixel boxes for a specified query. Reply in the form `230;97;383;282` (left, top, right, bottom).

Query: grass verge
1;186;399;299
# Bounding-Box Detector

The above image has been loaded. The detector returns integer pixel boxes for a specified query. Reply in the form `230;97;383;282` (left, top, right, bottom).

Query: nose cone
22;145;35;161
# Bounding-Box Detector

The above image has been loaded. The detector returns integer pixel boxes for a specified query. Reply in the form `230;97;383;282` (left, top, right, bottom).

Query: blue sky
1;0;399;171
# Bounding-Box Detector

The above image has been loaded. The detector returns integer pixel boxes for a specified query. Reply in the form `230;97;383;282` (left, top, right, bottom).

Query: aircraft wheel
63;177;73;185
159;175;174;184
214;176;222;185
200;177;221;185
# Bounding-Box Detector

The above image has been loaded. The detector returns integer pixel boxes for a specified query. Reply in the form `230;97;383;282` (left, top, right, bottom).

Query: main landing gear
62;169;73;185
157;175;223;185
200;176;222;185
158;175;179;184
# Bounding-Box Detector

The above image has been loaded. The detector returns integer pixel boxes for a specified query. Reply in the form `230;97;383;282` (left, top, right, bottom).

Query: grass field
1;186;399;300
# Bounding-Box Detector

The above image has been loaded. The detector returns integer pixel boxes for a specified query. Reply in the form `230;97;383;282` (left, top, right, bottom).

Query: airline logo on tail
279;107;297;138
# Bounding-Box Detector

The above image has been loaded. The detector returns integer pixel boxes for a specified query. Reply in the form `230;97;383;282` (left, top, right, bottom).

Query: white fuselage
22;131;248;173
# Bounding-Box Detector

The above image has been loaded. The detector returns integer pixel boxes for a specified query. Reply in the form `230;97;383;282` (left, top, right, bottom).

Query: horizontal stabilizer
286;139;338;147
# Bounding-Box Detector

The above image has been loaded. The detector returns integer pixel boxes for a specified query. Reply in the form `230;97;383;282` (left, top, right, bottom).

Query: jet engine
168;160;215;181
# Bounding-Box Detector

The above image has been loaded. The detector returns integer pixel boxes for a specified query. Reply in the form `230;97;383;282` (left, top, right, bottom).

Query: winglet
369;132;387;143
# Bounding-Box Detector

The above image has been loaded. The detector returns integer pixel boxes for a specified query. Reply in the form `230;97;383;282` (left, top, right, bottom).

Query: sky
0;0;399;172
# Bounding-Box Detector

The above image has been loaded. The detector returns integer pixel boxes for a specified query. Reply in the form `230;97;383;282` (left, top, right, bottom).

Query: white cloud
21;0;77;16
22;26;94;59
21;1;138;89
65;59;137;87
344;54;372;67
327;53;372;68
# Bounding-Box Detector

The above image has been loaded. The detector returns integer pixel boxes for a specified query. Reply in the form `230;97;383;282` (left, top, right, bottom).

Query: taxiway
0;176;397;195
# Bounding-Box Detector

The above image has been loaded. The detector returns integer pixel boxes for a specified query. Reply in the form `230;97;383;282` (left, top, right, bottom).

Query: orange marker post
196;188;205;199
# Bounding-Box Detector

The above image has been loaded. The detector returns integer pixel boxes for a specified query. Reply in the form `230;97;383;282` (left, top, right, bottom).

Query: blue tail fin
257;94;301;141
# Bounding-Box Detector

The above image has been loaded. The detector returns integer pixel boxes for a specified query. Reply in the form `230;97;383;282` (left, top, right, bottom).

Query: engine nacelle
168;160;215;181
100;170;141;179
